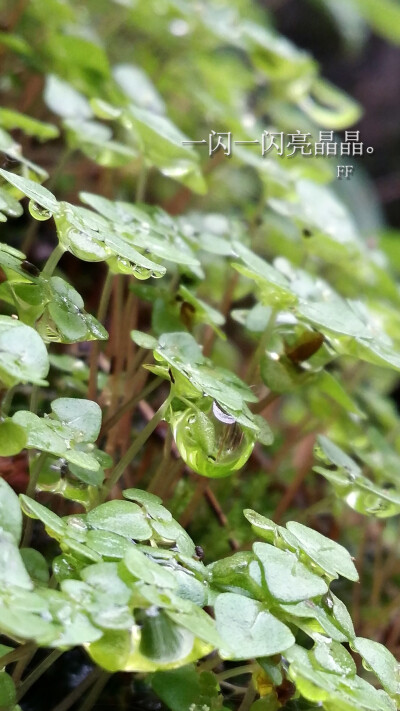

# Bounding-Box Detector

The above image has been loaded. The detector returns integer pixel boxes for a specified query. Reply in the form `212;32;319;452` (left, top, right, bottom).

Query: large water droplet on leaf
28;200;52;221
171;401;255;478
344;489;400;518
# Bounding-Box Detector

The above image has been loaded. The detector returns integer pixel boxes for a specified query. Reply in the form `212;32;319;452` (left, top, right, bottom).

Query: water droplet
68;517;87;531
133;265;152;280
171;403;255;478
28;200;52;221
212;400;236;424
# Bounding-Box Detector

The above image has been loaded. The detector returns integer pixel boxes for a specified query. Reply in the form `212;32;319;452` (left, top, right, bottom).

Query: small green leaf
19;495;66;537
86;530;129;560
44;75;92;119
254;542;328;602
286;521;359;581
0;316;49;387
87;500;152;541
0;108;59;140
20;548;50;585
312;639;356;676
352;637;400;697
0;671;16;708
122;488;162;506
214;593;295;659
51;398;102;443
125;105;206;194
151;666;202;711
130;330;158;350
0;532;32;590
87;629;131;672
124;547;177;588
113;63;165;113
0;169;59;214
0;478;23;545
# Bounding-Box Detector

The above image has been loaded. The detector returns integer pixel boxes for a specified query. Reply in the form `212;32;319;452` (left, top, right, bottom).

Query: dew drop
28;200;52;221
171;404;255;478
133;265;152;280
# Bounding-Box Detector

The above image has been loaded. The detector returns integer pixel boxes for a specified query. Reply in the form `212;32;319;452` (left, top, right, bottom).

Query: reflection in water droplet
172;402;255;478
133;265;152;280
212;400;236;425
344;488;400;518
68;516;87;531
107;255;152;278
28;200;52;221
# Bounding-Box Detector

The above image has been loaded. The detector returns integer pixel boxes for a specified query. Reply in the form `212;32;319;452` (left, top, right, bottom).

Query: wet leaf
0;478;23;545
87;500;152;541
0;316;49;387
253;542;328;602
214;593;295;659
286;521;359;581
0;169;59;214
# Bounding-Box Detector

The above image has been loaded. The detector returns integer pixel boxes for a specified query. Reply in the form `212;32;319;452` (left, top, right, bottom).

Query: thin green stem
101;376;161;436
29;385;39;415
135;159;148;202
97;269;114;324
237;680;256;711
88;269;114;401
147;427;173;495
25;451;47;499
77;671;111;711
46;148;72;193
16;649;62;701
102;397;170;498
217;665;256;682
51;669;101;711
0;643;35;669
251;390;279;414
21;452;47;547
1;386;16;417
42;243;65;277
246;308;278;384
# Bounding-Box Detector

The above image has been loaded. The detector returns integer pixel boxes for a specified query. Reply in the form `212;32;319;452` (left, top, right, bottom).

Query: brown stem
100;376;161;437
205;487;239;551
203;271;239;357
251;391;279;414
179;477;209;528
